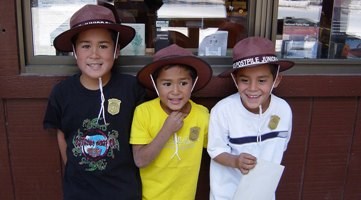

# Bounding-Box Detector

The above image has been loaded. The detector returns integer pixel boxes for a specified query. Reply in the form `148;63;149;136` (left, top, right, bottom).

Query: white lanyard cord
150;74;160;96
97;77;107;125
170;133;181;160
257;105;263;144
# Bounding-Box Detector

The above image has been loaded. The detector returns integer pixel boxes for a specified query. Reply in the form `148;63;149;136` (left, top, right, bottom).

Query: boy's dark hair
152;64;197;83
269;64;279;79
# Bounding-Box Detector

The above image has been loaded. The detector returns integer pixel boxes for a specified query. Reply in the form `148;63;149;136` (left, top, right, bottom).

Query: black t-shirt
44;72;145;200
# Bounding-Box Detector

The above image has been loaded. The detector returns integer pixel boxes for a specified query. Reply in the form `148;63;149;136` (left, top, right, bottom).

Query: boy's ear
273;74;282;88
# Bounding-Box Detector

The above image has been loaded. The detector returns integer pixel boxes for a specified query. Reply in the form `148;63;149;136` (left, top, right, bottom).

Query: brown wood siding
344;99;361;200
0;99;15;200
277;98;312;200
0;0;19;76
5;99;63;200
2;1;361;200
301;98;357;199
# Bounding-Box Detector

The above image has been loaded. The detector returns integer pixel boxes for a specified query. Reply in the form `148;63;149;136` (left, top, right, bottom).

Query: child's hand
237;153;257;175
162;111;186;135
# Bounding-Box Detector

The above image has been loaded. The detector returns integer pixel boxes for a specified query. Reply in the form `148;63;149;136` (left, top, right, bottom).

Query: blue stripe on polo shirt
228;131;287;145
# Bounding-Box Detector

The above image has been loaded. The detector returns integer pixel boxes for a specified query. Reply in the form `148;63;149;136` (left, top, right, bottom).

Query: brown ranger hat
137;44;213;92
219;36;295;77
53;4;135;52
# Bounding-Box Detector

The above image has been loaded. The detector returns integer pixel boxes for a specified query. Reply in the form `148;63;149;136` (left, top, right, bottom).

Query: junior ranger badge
268;115;280;130
108;98;121;115
189;127;200;141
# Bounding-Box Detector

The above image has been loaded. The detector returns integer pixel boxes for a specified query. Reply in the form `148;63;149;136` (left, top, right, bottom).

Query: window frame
18;0;361;76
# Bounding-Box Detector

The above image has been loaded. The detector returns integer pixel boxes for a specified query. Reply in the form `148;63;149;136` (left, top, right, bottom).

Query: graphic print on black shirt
72;117;119;171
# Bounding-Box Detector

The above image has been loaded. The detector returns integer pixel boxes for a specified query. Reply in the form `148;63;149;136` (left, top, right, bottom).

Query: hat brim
137;56;213;92
53;24;135;52
218;60;294;77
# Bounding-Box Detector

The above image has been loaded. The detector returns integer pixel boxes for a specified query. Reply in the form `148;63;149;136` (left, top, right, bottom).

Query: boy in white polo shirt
207;36;295;200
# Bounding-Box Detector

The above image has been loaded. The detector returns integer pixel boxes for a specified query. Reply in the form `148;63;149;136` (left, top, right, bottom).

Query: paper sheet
233;159;285;200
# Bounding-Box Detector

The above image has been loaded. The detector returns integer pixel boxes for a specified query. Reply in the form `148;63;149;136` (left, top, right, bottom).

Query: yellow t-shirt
130;98;209;200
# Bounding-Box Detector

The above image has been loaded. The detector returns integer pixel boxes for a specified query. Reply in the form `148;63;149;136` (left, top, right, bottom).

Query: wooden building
1;0;361;199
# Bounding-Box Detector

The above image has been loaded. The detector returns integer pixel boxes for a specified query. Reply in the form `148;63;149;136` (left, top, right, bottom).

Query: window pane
151;0;248;56
31;0;97;56
328;0;361;59
276;0;361;59
30;0;248;57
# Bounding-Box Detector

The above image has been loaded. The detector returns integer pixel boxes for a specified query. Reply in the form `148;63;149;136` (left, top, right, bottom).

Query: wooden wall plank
195;150;210;200
343;98;361;200
0;76;65;99
195;76;361;98
0;99;15;200
277;98;313;200
302;98;357;200
0;0;19;75
6;99;62;200
2;76;361;99
275;76;361;97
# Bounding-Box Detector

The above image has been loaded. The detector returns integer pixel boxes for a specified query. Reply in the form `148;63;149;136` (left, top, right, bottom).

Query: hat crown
153;44;195;62
233;37;276;62
217;36;294;77
53;4;135;52
70;5;116;29
137;44;212;92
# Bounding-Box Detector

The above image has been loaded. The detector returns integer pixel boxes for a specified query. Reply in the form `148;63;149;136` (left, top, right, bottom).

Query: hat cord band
233;54;278;69
72;19;114;29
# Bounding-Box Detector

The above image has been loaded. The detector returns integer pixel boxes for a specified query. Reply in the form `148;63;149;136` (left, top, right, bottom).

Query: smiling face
74;28;118;89
233;64;281;114
155;65;195;114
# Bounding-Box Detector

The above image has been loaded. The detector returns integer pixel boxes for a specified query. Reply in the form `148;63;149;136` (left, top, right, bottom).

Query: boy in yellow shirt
130;44;212;199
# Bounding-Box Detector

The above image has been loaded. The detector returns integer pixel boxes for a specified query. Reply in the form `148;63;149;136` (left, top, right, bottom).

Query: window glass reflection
328;0;361;59
30;0;248;56
31;0;97;56
276;0;361;59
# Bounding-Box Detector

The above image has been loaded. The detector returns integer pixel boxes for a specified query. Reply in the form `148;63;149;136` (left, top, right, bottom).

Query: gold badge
107;98;121;115
189;127;200;141
268;115;280;130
